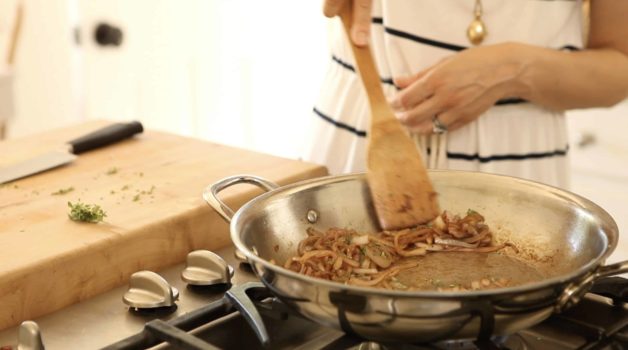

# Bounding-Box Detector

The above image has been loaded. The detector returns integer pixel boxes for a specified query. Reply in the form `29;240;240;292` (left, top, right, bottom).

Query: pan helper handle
203;175;279;223
557;259;628;312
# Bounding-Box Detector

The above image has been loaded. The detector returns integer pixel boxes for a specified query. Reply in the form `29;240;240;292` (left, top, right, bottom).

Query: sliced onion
432;215;446;230
353;268;379;275
434;238;478;248
415;242;444;251
351;234;369;245
342;257;360;267
397;247;427;257
364;246;392;269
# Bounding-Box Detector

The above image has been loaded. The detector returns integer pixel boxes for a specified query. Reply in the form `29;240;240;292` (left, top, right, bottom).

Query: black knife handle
68;121;144;154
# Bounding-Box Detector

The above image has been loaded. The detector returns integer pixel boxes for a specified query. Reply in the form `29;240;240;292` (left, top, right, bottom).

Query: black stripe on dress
446;146;569;163
311;106;569;162
313;107;367;137
372;17;465;51
372;17;580;53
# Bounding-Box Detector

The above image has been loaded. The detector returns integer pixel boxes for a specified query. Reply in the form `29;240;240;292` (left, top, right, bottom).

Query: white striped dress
302;0;584;189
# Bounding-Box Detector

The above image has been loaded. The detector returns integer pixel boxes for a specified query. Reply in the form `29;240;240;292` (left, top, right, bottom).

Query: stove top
0;246;626;350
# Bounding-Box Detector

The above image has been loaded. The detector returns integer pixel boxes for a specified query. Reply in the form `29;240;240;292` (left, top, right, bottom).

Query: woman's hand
323;0;373;47
390;43;529;134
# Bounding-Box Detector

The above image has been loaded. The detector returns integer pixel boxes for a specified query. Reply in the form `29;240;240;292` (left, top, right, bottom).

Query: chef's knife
0;121;144;184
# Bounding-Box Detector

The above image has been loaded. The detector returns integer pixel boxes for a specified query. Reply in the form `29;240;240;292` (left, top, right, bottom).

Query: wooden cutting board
0;120;328;331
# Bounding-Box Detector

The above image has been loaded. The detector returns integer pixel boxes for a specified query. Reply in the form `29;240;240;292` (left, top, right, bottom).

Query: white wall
3;0;330;160
566;101;628;264
1;0;83;136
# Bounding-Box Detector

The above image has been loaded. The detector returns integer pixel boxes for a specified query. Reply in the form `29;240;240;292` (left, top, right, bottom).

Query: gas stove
0;246;626;350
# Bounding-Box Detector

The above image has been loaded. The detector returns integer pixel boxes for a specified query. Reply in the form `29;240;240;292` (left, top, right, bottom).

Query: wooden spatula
340;4;440;230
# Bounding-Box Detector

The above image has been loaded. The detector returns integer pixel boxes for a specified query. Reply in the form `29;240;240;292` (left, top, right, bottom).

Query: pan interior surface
233;171;616;292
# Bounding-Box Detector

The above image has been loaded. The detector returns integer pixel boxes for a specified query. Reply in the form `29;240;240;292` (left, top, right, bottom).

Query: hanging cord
412;133;448;169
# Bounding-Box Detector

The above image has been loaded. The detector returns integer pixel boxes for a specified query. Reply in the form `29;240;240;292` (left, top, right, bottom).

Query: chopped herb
121;185;130;191
140;185;156;195
52;187;75;196
467;209;479;215
67;201;107;223
106;167;119;175
132;194;140;202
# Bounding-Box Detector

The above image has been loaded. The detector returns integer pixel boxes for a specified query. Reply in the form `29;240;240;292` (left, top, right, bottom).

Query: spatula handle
340;4;389;119
68;121;144;154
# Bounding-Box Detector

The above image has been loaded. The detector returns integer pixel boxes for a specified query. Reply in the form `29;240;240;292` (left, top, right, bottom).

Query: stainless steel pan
204;171;628;343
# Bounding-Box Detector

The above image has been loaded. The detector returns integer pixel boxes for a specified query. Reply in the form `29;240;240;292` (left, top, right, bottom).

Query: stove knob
18;321;44;350
122;271;179;309
181;250;234;286
357;342;383;350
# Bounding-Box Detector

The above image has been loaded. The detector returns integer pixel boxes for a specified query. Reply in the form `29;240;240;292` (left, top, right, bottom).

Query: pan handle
556;259;628;312
203;175;279;223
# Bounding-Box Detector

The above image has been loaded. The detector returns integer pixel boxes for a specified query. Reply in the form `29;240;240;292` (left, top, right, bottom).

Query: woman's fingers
408;89;500;135
395;95;441;132
323;0;347;18
390;45;520;134
351;0;372;46
323;0;372;46
393;67;433;89
390;74;434;111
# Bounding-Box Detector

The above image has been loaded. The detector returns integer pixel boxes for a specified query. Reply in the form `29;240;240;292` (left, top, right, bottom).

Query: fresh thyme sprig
67;201;107;223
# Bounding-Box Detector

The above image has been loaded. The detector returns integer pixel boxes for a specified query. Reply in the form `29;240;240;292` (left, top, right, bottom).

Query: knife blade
0;121;144;184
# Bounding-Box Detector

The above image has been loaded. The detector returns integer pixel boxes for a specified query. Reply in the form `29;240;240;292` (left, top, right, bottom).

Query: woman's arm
391;0;628;133
520;0;628;110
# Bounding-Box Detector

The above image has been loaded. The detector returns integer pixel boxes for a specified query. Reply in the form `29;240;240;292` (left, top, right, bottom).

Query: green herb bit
52;187;75;196
132;194;140;202
467;209;479;216
121;185;130;191
67;201;107;223
106;167;119;175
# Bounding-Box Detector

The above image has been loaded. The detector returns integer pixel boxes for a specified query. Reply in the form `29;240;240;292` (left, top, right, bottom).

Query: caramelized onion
284;210;511;290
